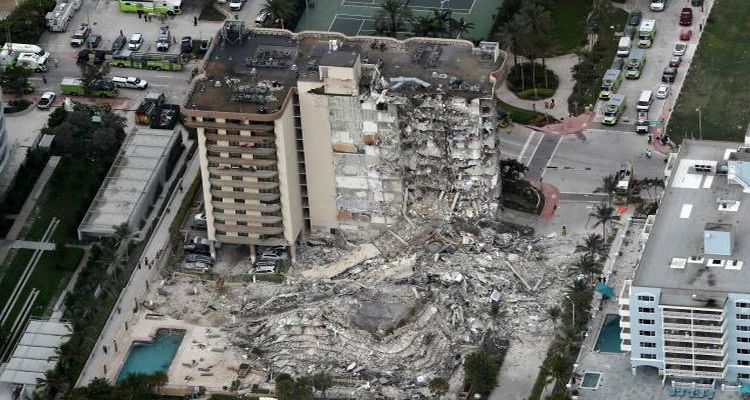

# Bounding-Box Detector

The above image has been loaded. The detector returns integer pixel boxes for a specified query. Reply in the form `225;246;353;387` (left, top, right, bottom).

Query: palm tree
428;377;450;398
576;233;605;257
260;0;296;30
498;19;524;88
515;2;552;93
547;305;562;323
590;203;615;238
541;353;570;396
597;174;617;205
572;253;602;277
412;15;438;37
374;0;412;38
453;18;475;39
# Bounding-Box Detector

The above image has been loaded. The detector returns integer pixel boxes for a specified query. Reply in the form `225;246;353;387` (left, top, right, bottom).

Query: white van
617;36;631;57
637;90;653;112
111;76;148;89
255;12;268;25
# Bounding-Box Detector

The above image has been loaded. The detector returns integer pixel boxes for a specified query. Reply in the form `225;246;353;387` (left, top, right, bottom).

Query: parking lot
591;0;706;135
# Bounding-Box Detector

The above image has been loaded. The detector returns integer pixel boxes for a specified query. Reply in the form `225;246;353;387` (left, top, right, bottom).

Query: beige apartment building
183;21;504;255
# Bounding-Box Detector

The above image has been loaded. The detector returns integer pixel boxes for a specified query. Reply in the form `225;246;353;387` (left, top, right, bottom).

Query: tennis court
296;0;498;39
340;0;476;13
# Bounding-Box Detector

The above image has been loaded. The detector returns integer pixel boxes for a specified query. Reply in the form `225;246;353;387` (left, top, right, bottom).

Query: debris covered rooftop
634;139;750;295
185;22;502;114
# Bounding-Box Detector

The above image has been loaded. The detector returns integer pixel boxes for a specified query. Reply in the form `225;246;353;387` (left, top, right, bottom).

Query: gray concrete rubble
149;215;581;398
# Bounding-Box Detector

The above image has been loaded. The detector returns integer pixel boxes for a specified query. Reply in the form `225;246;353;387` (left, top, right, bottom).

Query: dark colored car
93;50;106;65
199;39;211;53
679;7;693;26
112;35;127;52
691;0;703;6
669;55;682;68
180;36;192;54
662;67;677;83
627;10;642;26
624;25;637;40
76;49;91;64
87;34;102;49
611;57;624;71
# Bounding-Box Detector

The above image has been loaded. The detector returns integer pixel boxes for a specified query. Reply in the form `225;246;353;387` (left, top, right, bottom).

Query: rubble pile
149;218;580;397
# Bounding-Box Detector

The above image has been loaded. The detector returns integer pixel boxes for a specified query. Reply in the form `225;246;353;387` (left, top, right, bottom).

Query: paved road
559;192;610;203
526;133;561;180
76;154;199;387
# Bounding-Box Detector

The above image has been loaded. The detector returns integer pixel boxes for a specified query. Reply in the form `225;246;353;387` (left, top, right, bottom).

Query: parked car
37;92;56;109
627;10;642;26
112;35;127;52
253;262;277;274
76;49;91;64
673;42;687;56
87;34;102;49
662;67;677;83
680;29;692;41
229;0;243;11
111;76;148;89
192;213;207;229
611;57;624;71
70;23;90;47
180;36;192;54
679;7;693;26
156;26;171;52
186;253;213;265
669;55;682;68
635;111;649;134
656;84;670;99
184;261;211;272
129;33;143;50
691;0;703;5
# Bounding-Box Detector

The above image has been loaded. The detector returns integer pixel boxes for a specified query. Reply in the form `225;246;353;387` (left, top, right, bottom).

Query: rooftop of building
0;320;72;386
185;21;503;115
78;128;179;237
634;139;750;296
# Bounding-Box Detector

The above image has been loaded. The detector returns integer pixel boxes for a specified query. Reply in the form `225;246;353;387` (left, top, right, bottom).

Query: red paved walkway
530;180;561;220
532;112;594;135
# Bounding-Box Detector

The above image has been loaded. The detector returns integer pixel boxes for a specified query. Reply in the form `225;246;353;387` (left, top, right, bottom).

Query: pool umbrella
740;385;750;394
596;282;615;299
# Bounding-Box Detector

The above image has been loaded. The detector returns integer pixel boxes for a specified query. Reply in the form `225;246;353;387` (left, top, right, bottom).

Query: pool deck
107;314;242;390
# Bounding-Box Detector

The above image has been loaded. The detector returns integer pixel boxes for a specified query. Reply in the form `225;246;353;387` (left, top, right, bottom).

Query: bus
626;49;646;79
112;50;183;71
117;0;181;15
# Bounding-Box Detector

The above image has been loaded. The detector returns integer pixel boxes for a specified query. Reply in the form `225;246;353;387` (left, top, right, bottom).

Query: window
740;373;750;379
638;295;655;302
739;326;750;332
640;330;656;336
739;302;750;309
738;337;750;343
639;307;655;313
740;360;750;366
738;314;750;320
639;319;655;325
738;349;750;355
641;342;656;348
641;353;657;360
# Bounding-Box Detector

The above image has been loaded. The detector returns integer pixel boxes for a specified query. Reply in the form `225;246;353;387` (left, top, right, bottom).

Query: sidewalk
496;54;578;121
534;112;595;135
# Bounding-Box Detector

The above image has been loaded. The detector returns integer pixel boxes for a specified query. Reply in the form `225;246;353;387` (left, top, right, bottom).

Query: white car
229;0;242;11
129;33;143;50
111;76;148;89
656;84;670;99
650;0;665;11
37;91;56;109
673;42;687;56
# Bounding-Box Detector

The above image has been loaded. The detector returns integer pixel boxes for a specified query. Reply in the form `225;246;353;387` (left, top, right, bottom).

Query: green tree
260;0;296;29
374;0;412;37
590;203;616;238
515;1;552;91
78;62;111;97
572;253;602;277
1;64;32;96
276;373;313;400
597;174;617;205
463;351;498;396
453;17;475;39
498;19;525;88
541;353;570;396
547;305;562;323
312;371;333;398
429;376;450;398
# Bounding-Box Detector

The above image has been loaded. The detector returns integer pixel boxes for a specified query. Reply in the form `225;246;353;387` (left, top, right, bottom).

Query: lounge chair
668;387;677;396
707;390;715;400
688;388;696;398
677;388;686;396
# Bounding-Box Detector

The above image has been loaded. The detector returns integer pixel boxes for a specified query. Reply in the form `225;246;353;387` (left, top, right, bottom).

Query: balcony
619;280;631;306
663;323;723;333
620;306;630;317
205;133;275;143
210;201;281;213
662;310;723;322
207;156;277;167
621;329;631;340
210;178;279;190
664;369;723;379
663;345;724;356
210;190;280;202
664;334;722;344
214;223;284;235
621;318;631;329
211;167;278;179
215;233;286;246
207;145;277;156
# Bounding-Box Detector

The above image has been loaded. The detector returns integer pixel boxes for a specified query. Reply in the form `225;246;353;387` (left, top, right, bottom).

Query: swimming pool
580;372;601;389
594;314;623;353
116;328;185;382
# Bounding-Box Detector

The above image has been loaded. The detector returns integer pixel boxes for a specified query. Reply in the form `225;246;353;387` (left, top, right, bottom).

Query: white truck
650;0;666;11
14;53;49;72
2;43;49;58
0;43;50;71
45;0;82;32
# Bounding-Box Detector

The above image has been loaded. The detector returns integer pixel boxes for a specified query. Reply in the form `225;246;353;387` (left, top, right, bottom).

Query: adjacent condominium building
183;21;503;255
621;138;750;385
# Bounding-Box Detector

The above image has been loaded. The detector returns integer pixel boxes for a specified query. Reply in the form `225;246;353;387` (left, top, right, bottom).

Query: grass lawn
548;0;592;55
667;0;750;142
497;100;557;126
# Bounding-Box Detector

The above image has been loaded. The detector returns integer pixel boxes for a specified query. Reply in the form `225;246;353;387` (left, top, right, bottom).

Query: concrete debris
149;215;581;398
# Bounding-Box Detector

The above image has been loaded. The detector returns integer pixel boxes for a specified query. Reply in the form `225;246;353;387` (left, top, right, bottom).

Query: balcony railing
663;346;723;356
664;369;723;379
663;334;722;344
662;310;723;321
663;323;723;333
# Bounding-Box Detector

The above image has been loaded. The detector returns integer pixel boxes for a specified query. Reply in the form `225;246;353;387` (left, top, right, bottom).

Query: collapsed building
183;21;504;252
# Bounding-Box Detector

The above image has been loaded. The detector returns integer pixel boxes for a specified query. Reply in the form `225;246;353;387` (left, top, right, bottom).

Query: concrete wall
628;286;665;374
297;80;337;231
275;100;303;245
194;119;216;242
724;293;750;383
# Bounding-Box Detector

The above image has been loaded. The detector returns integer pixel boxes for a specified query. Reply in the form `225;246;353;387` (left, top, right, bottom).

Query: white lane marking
517;130;538;163
541;137;562;178
524;132;544;167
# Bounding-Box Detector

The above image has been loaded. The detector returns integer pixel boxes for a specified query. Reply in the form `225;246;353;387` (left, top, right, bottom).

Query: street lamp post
565;295;575;328
696;106;702;141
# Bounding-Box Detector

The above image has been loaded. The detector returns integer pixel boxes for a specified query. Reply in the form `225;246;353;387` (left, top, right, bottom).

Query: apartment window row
641;342;656;348
640;330;656;336
738;337;750;343
741;373;750;379
641;353;656;360
739;302;750;309
740;360;750;366
639;319;655;325
738;314;750;320
740;349;750;355
739;325;750;331
638;295;655;302
639;307;655;314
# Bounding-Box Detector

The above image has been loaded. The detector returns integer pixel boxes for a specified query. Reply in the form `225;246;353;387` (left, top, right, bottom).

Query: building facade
0;88;10;176
183;21;504;254
621;139;750;385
